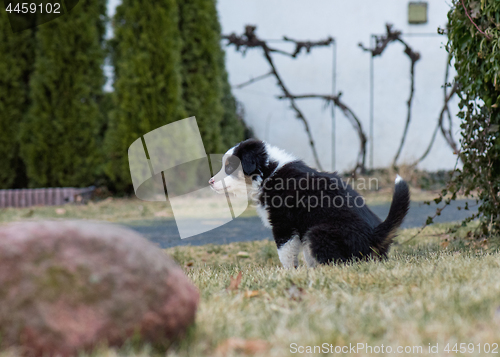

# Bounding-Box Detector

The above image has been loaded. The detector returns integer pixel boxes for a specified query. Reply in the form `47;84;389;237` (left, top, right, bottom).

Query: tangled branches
223;25;367;172
359;24;421;168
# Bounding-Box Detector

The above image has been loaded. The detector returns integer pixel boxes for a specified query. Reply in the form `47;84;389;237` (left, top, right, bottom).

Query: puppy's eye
225;155;239;175
225;164;234;175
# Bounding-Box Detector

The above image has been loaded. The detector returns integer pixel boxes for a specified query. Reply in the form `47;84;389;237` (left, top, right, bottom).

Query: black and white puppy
209;139;410;268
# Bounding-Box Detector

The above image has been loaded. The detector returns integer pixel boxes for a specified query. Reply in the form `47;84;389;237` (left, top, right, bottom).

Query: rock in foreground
0;220;198;356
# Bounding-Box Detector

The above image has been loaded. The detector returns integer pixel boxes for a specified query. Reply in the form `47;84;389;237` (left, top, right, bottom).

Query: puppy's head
209;139;269;197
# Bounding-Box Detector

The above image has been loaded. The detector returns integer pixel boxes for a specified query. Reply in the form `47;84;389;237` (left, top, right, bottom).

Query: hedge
0;17;35;188
19;0;107;187
446;0;500;235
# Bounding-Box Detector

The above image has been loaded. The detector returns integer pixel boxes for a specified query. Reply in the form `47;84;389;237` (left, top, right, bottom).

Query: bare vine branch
412;81;459;165
277;93;367;172
358;24;402;57
360;24;464;168
439;54;460;155
223;26;333;59
282;36;334;57
359;24;421;168
392;51;418;167
223;26;332;169
224;25;368;173
412;52;461;166
439;66;461;155
233;71;273;89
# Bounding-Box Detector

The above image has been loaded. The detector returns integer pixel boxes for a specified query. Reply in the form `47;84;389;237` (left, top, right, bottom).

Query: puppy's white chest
256;203;272;228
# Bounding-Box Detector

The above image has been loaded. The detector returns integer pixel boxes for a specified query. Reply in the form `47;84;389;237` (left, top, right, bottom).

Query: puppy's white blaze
210;146;239;194
264;143;296;170
395;174;403;184
277;235;301;269
256;203;271;228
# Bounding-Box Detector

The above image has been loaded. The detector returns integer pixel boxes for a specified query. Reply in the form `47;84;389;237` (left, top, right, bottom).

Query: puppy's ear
241;152;257;175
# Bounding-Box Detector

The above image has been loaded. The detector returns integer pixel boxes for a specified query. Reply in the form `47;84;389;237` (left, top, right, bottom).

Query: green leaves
446;0;500;237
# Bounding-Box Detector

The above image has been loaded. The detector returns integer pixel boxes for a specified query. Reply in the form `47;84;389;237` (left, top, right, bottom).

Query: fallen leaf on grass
215;337;269;356
55;208;66;215
236;251;250;258
185;261;194;267
244;290;260;298
441;240;449;248
227;271;242;291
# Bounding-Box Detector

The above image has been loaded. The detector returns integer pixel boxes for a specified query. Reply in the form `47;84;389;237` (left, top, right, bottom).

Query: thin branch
403;145;469;245
233;71;273;89
412;53;461;166
283;36;334;57
278;93;367;172
412;81;459;166
393;52;418;167
460;0;492;40
223;25;327;169
225;25;368;173
223;26;333;58
440;110;460;154
261;49;323;170
441;55;460;155
358;24;402;57
359;24;421;168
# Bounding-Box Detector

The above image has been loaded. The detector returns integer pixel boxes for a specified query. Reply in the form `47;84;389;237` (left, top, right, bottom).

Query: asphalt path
125;199;478;249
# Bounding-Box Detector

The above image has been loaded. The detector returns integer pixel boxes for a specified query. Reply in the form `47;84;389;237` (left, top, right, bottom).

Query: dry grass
0;181;490;356
157;224;500;357
0;224;490;357
0;196;258;225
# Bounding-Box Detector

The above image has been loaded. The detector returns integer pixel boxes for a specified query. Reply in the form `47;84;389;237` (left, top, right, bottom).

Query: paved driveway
125;199;478;248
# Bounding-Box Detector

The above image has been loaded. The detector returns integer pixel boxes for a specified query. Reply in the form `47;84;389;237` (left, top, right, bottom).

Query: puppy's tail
372;175;410;255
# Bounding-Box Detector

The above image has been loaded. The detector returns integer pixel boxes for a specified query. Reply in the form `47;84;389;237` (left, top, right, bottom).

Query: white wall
217;0;461;172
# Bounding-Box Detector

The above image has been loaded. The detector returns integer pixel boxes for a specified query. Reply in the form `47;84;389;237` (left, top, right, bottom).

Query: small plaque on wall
408;2;428;24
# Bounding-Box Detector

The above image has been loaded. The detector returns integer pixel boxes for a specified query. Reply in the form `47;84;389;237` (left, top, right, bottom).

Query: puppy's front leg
276;235;301;268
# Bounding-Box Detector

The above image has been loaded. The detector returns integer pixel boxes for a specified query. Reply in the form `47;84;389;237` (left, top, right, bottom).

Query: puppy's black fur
231;139;410;264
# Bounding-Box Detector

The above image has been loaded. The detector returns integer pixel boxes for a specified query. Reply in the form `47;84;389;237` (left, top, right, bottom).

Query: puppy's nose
209;178;215;185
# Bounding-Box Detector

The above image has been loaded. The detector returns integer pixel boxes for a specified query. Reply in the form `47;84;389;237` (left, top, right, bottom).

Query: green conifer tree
178;0;244;154
105;0;185;191
0;18;35;188
178;0;224;154
219;61;245;150
20;0;106;187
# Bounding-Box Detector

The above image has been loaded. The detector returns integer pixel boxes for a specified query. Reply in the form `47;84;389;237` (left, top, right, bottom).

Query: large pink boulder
0;221;199;356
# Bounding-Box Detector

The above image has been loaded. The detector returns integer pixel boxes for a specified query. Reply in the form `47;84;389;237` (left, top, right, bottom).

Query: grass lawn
160;224;500;357
9;223;490;357
0;184;488;357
